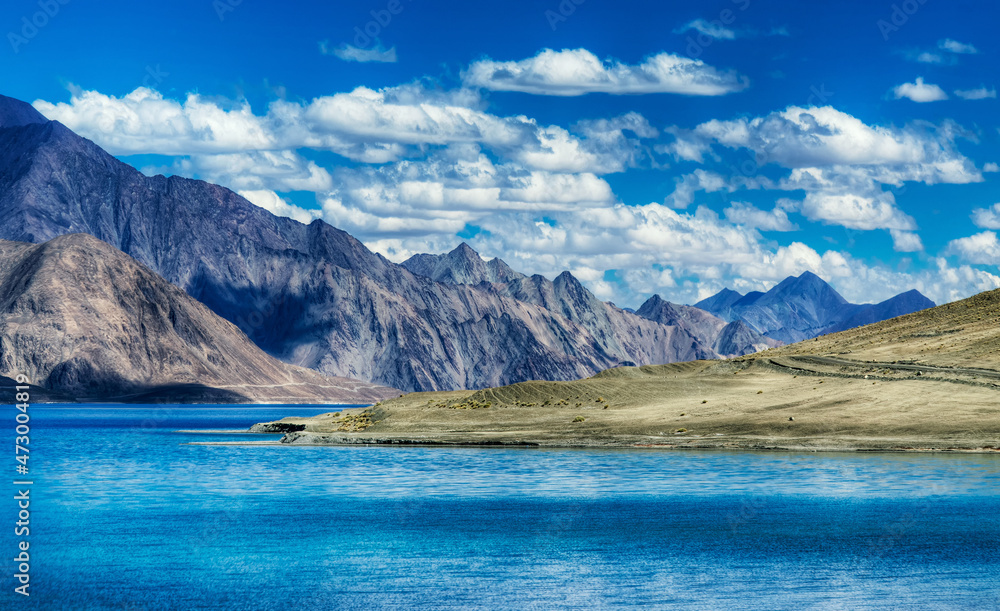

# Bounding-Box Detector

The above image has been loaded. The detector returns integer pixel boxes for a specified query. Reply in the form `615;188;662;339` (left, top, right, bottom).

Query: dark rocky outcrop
249;422;307;433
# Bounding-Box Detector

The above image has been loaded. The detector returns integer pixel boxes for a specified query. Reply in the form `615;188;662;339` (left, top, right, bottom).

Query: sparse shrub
676;428;687;433
757;390;763;394
701;400;708;404
573;416;586;422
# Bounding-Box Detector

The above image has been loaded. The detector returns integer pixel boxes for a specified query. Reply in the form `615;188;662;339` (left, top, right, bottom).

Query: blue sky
3;0;1000;306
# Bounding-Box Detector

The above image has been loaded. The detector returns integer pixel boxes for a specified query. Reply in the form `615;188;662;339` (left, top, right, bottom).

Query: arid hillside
250;288;1000;451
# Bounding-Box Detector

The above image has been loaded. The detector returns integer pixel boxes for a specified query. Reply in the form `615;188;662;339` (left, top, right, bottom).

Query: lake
2;405;999;610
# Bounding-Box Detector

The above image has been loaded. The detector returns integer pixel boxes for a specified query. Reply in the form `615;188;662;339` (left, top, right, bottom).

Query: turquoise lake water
1;404;999;610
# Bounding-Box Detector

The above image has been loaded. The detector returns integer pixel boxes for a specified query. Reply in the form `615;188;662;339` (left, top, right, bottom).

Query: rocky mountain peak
0;94;48;129
553;270;586;290
768;271;847;305
450;242;478;258
693;288;744;318
402;243;525;286
636;294;674;317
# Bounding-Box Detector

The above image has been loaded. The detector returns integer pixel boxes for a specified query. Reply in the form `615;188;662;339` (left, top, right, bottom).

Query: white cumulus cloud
723;201;798;231
320;41;397;63
796;192;916;231
972;203;1000;229
177;150;334;193
462;48;749;96
939;39;978;54
662;106;982;244
946;231;1000;265
675;19;736;40
892;77;948;102
238;190;321;225
34;87;276;155
34;85;655;175
954;86;996;100
890;230;924;252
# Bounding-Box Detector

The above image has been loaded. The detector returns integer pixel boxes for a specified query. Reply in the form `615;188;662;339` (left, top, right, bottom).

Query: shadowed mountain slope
0;233;399;403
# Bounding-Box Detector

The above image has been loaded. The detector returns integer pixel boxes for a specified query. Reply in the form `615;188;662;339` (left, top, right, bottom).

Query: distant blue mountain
695;272;934;343
823;289;936;334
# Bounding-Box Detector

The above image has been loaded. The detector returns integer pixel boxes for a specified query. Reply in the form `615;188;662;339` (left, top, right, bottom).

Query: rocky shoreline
266;431;1000;454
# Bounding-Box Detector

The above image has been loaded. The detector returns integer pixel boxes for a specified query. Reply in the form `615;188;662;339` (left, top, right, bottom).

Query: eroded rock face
405;246;762;366
0;233;399;403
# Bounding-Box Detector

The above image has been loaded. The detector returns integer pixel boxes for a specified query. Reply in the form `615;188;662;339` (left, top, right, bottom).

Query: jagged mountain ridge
403;245;777;359
0;233;399;403
402;243;522;285
696;271;935;343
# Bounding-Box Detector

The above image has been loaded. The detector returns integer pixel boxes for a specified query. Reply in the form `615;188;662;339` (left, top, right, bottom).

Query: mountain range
0;93;935;396
695;271;935;343
401;243;779;364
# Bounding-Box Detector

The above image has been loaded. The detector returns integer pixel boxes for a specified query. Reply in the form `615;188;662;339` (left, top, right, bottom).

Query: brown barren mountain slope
251;289;1000;452
0;234;399;403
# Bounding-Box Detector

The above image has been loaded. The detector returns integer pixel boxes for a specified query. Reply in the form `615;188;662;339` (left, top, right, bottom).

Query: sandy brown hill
769;287;1000;368
0;234;399;403
251;288;1000;451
